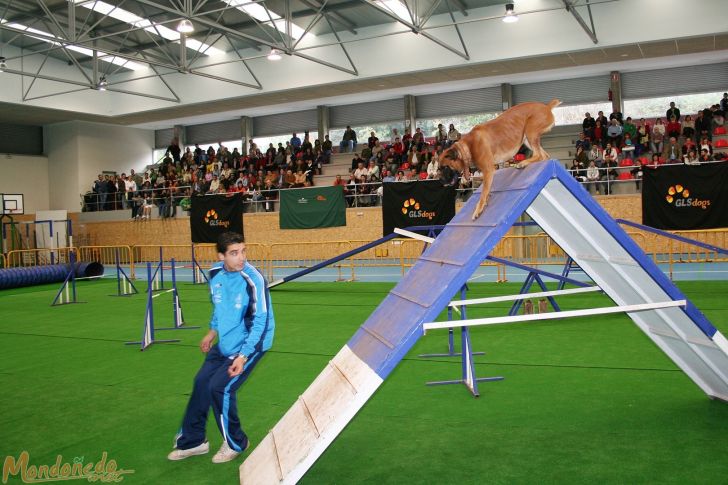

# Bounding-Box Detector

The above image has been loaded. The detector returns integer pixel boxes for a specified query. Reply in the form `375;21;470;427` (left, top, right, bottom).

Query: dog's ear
441;144;460;161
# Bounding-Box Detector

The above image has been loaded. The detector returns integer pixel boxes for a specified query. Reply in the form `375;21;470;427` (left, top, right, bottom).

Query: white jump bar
393;228;435;243
423;300;687;331
449;286;602;307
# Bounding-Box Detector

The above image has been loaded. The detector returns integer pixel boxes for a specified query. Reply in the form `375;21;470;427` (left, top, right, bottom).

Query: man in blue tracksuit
168;231;275;464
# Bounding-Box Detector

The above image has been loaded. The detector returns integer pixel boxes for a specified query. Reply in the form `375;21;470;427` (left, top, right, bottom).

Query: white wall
45;121;154;212
0;154;50;214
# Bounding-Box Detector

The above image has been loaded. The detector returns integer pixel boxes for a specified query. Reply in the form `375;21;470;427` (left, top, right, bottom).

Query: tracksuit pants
175;344;265;452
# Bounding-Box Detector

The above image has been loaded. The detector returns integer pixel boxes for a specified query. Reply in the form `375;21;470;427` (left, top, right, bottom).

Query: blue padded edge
550;164;718;338
347;160;559;380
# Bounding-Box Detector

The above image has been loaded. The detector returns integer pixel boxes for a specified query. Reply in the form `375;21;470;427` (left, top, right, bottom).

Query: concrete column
501;83;512;111
173;124;186;148
404;95;416;132
241;116;253;152
610;71;623;114
317;105;329;139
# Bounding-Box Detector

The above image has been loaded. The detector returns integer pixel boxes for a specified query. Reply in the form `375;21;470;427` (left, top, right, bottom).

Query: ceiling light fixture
267;48;282;61
98;76;108;91
0;57;6;72
502;3;518;23
176;19;194;34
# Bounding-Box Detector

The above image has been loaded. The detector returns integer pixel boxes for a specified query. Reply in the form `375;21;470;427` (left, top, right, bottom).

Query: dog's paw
515;162;527;169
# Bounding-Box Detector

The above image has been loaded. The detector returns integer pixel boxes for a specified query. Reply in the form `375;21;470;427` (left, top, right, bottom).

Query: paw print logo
402;198;420;214
665;185;689;204
204;209;219;223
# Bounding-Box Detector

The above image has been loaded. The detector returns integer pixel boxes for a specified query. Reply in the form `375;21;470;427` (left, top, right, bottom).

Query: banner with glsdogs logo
382;180;456;236
642;164;728;230
279;186;346;229
190;194;244;242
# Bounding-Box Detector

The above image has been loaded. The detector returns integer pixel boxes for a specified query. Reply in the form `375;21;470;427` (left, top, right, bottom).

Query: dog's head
440;142;472;176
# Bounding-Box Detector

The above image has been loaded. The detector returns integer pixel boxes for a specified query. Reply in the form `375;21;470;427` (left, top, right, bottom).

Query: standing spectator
322;135;333;164
586;161;601;194
93;174;108;211
435;124;447;146
412;127;425;152
290;133;302;153
168;138;181;162
125;174;137;214
666;101;681;122
721;93;728;114
695;110;711;143
107;175;119;210
651;119;666;154
595;111;608;130
582;112;596;140
340;126;357;153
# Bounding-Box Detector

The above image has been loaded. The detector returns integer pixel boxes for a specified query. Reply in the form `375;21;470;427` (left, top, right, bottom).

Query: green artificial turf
1;280;728;484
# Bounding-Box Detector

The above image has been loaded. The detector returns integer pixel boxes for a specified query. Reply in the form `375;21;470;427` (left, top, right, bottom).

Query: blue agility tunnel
0;262;104;290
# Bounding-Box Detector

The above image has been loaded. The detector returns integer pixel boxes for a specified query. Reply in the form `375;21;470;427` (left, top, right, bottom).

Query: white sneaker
211;440;246;464
167;441;209;461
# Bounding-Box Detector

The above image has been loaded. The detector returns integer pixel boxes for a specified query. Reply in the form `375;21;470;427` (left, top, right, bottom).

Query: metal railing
5;247;76;268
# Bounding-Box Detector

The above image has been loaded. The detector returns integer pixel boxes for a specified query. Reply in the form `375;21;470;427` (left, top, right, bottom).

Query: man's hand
228;355;247;377
200;330;217;353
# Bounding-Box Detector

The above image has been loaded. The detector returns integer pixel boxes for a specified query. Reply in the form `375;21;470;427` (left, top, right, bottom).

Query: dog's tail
547;98;562;109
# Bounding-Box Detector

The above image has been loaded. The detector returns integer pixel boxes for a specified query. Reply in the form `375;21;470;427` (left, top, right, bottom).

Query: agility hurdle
113;248;138;297
156;258;200;331
149;247;166;291
191;243;210;285
125;262;180;350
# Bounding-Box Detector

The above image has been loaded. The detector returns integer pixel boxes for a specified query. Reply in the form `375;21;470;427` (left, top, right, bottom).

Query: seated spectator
426;154;439;179
636;118;650;156
282;169;296;188
603;143;619;165
662;136;682;163
699;137;713;155
699;148;713;162
651;119;666;154
666;116;681;139
394;170;407;182
586;161;601;193
447;124;461;147
620;133;635;160
682;115;695;141
575;132;591;152
301;132;313;153
649;153;665;168
682;137;696;156
570;158;587;182
574;145;588;166
684;149;699;165
607;119;623;148
340;126;357;153
367;131;379;149
353;162;368;182
593;120;605;148
623;117;637;143
371;140;384;161
367;160;380;182
321;135;333;163
382;170;395;183
588;144;603;165
333;174;346;187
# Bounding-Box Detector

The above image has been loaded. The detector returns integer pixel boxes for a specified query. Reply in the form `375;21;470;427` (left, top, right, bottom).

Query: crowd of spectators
568;95;727;195
86;93;728;214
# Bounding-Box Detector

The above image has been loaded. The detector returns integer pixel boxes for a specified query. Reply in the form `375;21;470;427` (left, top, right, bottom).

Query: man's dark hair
217;231;244;254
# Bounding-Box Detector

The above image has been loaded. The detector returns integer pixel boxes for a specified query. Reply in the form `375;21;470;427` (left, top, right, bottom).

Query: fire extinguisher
608;89;613;101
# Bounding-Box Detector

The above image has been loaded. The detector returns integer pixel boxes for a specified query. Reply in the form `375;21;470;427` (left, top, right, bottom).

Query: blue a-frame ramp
241;160;728;484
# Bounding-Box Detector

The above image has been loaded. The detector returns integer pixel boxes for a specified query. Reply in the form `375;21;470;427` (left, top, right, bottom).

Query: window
251;132;318;152
415;113;499;138
329;123;402;146
552;102;613;126
623;92;723;120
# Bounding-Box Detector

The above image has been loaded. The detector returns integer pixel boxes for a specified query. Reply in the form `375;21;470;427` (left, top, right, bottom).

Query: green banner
279;186;347;229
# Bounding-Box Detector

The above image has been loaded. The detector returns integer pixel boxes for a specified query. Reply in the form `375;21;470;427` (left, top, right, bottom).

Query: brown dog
440;99;562;220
